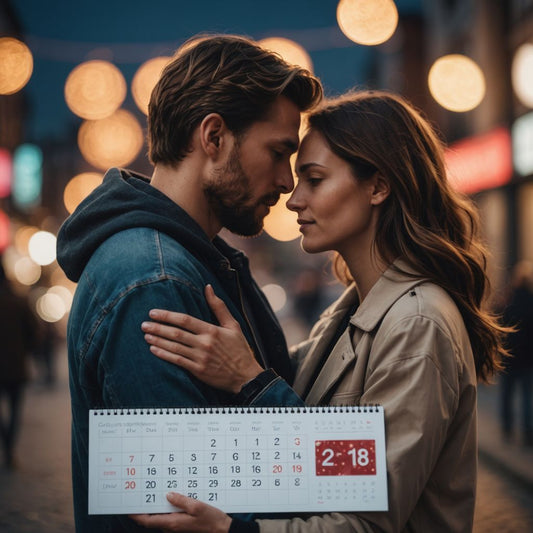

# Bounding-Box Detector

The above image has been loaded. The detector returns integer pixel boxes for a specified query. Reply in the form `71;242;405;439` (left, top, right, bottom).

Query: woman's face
288;129;379;256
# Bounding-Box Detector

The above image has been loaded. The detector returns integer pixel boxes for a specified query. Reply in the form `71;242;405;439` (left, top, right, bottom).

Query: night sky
10;0;422;142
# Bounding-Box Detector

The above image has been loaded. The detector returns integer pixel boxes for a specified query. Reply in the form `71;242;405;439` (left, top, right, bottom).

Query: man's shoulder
90;228;206;277
75;227;214;308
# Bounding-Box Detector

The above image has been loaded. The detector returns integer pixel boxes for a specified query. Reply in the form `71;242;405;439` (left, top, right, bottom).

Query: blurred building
373;0;533;300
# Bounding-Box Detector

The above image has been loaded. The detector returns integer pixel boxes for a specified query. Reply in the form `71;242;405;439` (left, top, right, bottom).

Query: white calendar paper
88;406;387;514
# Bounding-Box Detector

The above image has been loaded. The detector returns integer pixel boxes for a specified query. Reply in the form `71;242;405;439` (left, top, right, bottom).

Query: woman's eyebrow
297;162;326;174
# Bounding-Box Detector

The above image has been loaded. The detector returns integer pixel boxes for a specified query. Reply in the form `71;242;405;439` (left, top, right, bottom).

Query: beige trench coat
258;264;477;533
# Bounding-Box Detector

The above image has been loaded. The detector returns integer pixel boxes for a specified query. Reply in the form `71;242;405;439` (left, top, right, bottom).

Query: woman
133;91;508;532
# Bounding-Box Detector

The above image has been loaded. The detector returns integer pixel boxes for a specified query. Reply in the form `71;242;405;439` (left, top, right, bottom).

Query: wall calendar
88;405;388;515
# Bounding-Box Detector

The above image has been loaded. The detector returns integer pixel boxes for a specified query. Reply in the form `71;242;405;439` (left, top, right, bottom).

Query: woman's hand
141;285;264;394
130;491;232;532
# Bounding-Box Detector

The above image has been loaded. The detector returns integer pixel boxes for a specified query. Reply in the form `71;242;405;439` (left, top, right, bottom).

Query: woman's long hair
308;90;508;383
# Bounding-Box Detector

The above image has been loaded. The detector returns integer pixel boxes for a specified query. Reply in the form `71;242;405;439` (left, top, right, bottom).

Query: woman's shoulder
375;281;474;387
387;281;464;331
381;280;472;369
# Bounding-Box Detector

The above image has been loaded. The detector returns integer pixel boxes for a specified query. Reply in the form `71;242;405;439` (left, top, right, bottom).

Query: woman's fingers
205;285;239;329
130;492;232;532
147;308;214;334
142;321;197;347
148;344;203;374
166;491;200;513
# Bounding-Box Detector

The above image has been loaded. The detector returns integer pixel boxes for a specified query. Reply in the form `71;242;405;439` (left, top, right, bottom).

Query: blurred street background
1;0;533;531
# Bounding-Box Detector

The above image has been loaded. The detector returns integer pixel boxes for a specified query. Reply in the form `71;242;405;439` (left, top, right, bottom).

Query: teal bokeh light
13;143;42;209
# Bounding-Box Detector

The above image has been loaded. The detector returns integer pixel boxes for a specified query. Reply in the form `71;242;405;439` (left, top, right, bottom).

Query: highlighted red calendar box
315;439;376;476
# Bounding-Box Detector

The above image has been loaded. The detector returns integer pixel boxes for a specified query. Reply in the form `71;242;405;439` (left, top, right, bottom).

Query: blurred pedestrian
33;320;58;387
0;259;38;468
500;260;533;446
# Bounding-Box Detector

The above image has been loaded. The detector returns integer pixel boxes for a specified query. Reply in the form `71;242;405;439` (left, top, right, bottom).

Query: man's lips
263;196;280;207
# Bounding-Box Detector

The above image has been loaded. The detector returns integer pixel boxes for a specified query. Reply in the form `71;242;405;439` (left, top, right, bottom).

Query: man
56;34;322;532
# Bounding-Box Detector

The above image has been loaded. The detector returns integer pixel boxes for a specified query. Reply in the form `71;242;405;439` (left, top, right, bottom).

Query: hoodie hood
57;168;225;282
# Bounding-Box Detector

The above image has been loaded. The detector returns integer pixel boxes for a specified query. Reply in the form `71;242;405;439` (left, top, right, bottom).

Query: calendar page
88;406;387;515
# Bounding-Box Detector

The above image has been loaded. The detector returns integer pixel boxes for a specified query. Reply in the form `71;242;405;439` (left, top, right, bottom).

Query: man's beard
203;145;277;237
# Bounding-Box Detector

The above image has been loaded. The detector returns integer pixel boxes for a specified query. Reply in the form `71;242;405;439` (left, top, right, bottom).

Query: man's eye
272;150;284;159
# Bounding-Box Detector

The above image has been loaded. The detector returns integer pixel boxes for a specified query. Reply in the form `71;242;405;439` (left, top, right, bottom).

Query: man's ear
370;172;391;206
199;113;230;160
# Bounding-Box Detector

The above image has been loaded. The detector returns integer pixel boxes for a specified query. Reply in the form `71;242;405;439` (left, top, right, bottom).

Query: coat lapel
293;285;359;399
293;260;427;405
304;327;357;405
293;308;347;397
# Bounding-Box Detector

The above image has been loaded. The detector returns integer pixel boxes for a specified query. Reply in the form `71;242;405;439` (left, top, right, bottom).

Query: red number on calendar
315;440;376;476
124;480;136;489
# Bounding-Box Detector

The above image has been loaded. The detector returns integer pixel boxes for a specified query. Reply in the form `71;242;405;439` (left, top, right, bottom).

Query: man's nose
277;162;295;193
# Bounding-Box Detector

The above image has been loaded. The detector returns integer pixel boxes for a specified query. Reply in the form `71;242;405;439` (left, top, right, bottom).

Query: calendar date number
315;439;376;476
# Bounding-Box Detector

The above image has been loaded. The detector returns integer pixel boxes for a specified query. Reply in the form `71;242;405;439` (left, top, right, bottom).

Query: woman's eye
308;177;322;187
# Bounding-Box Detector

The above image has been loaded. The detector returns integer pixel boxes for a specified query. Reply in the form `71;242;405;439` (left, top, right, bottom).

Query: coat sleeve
256;315;460;533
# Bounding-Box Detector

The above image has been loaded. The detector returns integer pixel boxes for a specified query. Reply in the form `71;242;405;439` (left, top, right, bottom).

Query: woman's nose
286;185;303;212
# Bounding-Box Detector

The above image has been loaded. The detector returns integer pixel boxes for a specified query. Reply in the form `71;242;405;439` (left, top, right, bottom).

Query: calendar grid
88;406;388;514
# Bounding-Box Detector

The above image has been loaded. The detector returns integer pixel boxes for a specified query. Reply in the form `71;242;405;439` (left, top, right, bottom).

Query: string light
336;0;398;46
428;54;486;112
0;37;33;95
65;60;126;120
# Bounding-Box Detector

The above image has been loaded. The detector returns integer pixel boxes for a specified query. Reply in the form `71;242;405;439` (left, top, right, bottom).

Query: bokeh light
261;283;287;313
78;109;144;170
14;225;39;254
258;37;313;71
132;56;171;115
28;230;57;266
47;285;74;312
428;54;486;112
0;37;33;95
12;144;43;209
336;0;399;46
512;111;533;176
512;43;533;109
63;172;103;214
14;256;41;285
0;148;12;198
65;60;127;120
0;209;9;252
36;291;67;323
263;192;300;242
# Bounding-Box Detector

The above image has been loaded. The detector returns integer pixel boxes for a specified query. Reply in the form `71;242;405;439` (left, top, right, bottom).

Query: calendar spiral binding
91;404;382;416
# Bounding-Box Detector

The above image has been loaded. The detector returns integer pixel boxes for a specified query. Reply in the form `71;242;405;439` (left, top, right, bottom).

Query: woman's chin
299;239;325;255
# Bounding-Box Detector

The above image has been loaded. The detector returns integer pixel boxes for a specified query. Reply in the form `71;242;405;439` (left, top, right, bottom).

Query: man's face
204;95;301;236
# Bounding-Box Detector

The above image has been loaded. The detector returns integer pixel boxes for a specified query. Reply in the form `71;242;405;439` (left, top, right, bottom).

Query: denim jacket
57;168;297;532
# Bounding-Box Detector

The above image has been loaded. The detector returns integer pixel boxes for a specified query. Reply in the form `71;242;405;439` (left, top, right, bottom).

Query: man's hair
148;34;323;165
